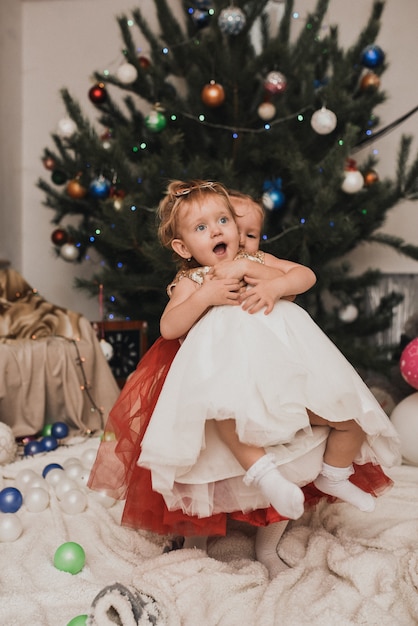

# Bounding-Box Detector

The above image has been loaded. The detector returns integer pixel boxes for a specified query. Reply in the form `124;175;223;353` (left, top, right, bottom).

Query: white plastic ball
0;513;23;542
60;243;79;262
338;304;358;323
390;392;418;466
115;63;138;84
341;170;364;194
64;462;85;481
15;469;38;491
63;457;83;468
44;467;65;487
257;102;276;121
56;117;77;138
55;476;78;500
59;489;87;515
89;490;116;509
0;423;17;465
24;487;50;513
81;448;98;469
21;476;47;494
310;106;337;135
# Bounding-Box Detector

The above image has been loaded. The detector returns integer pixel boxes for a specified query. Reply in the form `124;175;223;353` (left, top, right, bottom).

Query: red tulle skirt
88;337;393;537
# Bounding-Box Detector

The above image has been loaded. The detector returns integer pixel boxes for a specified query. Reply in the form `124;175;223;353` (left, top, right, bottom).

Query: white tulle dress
138;264;401;519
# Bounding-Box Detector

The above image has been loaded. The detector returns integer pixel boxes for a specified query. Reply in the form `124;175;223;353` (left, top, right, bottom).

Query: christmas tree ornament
145;109;167;133
264;71;287;95
361;44;385;68
400;337;418;390
88;82;107;105
60;242;79;262
262;179;285;211
0;513;23;542
51;228;69;246
115;62;138;84
360;71;381;92
42;156;56;170
201;80;225;107
89;176;111;199
0;423;17;465
257;102;276;121
338;304;358;323
310;106;337;135
218;6;246;35
341;159;364;194
51;170;68;185
100;338;114;361
56;117;77;138
390;393;418;465
191;9;211;29
138;55;151;69
66;178;88;199
363;169;379;186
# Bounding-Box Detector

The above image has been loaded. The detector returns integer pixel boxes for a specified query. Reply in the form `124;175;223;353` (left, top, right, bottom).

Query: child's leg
308;410;375;512
255;520;289;578
214;419;304;520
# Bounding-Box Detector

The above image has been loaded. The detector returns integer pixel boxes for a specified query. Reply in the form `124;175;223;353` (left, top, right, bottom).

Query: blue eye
220;216;228;224
196;224;206;231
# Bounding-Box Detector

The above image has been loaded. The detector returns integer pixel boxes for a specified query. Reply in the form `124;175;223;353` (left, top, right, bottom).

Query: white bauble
60;243;79;262
390;392;418;466
341;170;364;194
116;63;138;84
56;117;77;138
0;423;17;465
310;106;337;135
257;102;276;121
338;304;358;323
100;338;114;361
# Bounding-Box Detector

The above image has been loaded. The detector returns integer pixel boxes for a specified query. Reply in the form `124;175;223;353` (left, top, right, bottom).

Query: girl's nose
238;231;245;247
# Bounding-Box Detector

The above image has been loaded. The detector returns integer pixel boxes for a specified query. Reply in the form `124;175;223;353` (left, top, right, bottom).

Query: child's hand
201;274;241;306
240;276;294;314
208;259;248;281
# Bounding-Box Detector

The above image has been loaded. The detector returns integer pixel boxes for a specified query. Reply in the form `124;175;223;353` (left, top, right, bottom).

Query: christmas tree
38;0;418;373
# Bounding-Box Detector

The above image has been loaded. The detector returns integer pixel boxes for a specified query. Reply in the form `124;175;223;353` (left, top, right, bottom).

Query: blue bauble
42;463;64;478
24;440;43;456
41;435;58;452
361;44;385;69
262;189;285;211
51;422;69;440
0;487;23;513
89;176;111;199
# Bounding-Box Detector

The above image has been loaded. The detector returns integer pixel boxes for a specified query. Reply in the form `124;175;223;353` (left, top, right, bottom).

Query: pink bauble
400;338;418;389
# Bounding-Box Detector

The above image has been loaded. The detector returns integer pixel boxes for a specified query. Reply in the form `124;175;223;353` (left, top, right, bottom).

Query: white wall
1;0;418;320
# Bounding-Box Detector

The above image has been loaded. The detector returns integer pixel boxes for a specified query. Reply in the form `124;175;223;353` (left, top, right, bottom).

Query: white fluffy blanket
1;437;418;626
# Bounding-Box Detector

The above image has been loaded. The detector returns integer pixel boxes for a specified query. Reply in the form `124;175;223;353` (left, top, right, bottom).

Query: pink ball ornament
264;71;287;94
400;338;418;389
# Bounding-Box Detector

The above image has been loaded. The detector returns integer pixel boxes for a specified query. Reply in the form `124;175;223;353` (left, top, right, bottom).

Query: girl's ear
171;238;192;259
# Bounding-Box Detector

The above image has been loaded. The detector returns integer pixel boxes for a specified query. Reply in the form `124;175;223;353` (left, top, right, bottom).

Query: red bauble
360;72;381;92
138;56;151;69
42;156;56;171
51;228;69;246
201;81;225;107
88;83;107;105
363;170;379;186
66;179;88;199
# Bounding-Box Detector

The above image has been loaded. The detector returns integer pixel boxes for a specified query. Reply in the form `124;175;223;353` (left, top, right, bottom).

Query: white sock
244;454;305;520
255;521;289;578
314;462;375;512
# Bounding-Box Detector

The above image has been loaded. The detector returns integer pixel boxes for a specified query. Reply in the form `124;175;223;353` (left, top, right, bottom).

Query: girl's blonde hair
228;189;265;226
158;180;237;268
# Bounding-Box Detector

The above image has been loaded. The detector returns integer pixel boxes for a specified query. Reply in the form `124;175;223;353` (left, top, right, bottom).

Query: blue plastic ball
0;487;23;513
24;440;44;456
42;463;64;478
51;422;69;439
41;436;58;452
361;44;385;68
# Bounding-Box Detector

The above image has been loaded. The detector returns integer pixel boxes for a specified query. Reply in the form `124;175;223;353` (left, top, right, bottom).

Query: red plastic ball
400;338;418;390
88;83;107;105
51;228;69;246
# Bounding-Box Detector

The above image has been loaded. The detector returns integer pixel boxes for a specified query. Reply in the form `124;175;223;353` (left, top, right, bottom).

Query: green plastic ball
53;541;85;575
41;424;53;436
67;615;88;626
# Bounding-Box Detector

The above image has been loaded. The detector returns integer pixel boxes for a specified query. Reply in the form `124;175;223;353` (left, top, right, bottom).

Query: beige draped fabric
0;267;120;436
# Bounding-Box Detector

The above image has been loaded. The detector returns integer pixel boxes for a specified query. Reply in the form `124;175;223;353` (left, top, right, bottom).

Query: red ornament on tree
51;228;69;246
66;178;88;199
138;56;151;69
88;83;107;105
360;72;381;92
201;81;225;107
42;156;56;171
363;169;379;186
